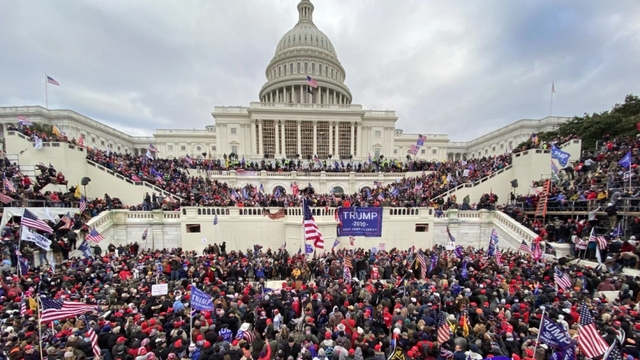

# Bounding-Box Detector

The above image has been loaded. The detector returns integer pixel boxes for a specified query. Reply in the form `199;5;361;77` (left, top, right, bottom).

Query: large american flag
85;229;105;243
303;198;324;249
21;209;53;234
417;252;427;279
86;327;100;357
494;246;502;265
344;255;353;269
578;303;608;358
79;195;87;212
3;178;15;192
59;213;73;230
554;267;572;290
589;229;608;250
40;297;96;322
0;192;13;204
437;311;451;344
519;240;533;254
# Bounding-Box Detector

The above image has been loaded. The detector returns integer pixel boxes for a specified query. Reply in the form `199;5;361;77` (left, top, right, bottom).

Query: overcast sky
1;1;639;141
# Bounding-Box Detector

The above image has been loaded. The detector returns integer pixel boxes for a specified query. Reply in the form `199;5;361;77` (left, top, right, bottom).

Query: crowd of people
1;232;639;360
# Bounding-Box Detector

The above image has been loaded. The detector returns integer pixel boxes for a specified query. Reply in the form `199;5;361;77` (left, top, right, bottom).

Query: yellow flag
52;125;61;137
28;297;38;311
74;183;81;198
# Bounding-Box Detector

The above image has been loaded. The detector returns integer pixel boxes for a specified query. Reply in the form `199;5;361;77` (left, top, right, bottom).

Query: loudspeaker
81;177;91;186
510;179;518;188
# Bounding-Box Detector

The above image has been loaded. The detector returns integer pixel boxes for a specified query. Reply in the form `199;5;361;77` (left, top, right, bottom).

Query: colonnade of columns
253;119;361;158
261;85;350;105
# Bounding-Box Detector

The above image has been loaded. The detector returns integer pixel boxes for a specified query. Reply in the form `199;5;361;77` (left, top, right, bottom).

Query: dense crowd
2;229;639;360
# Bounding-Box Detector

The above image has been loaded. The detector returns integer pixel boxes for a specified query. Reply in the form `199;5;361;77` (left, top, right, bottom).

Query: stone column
297;120;302;155
274;120;280;156
328;122;333;156
326;87;329;105
281;120;287;157
334;122;340;157
333;91;336;105
300;85;304;104
350;122;355;157
284;87;288;104
356;122;362;158
258;120;263;155
313;121;318;156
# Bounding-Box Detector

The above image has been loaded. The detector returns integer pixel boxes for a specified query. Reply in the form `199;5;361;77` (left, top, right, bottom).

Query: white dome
259;0;352;104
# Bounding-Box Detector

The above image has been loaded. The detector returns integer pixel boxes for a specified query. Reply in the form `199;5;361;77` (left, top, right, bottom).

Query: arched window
331;68;334;78
297;63;301;73
325;66;328;76
304;62;308;73
278;66;281;76
332;186;344;195
290;63;293;74
311;63;315;73
273;186;286;196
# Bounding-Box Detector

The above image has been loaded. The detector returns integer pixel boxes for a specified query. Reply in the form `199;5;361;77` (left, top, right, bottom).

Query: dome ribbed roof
275;24;337;59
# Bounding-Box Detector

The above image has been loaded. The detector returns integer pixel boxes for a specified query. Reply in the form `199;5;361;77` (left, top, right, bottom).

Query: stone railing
431;164;513;200
86;159;183;201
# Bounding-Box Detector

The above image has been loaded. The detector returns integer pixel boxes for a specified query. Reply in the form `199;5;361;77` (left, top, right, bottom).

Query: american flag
149;143;158;153
78;134;84;146
554;267;572;290
86;326;100;357
18;116;33;126
40;297;96;322
85;229;105;243
589;228;608;250
0;192;13;204
578;303;608;358
604;340;623;360
184;155;193;166
58;212;73;230
279;243;286;251
79;195;87;212
213;214;218;225
46;75;60;86
3;178;15;192
437;311;451;344
519;240;533;254
349;236;355;246
417;252;427;279
303;198;324;249
494;246;502;265
306;75;318;88
21;209;53;233
344;255;353;269
20;298;27;316
343;265;351;282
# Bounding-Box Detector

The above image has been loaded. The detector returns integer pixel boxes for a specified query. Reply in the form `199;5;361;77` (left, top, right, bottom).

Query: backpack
324;346;333;359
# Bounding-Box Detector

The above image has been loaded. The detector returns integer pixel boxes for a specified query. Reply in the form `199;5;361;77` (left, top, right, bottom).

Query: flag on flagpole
142;229;148;241
0;193;13;205
417;252;427;279
79;195;87;212
17;116;33;127
554;267;572;290
437;311;451;344
40;297;96;322
332;238;340;249
3;177;15;193
303;198;324;249
85;229;105;243
306;75;318;88
552;82;555;93
279;243;286;251
21;209;54;233
578;303;608;358
46;75;60;86
518;240;533;254
85;325;101;357
349;236;355;246
213;214;218;225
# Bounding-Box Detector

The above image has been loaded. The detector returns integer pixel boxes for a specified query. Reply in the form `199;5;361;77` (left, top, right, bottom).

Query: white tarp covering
0;207;80;230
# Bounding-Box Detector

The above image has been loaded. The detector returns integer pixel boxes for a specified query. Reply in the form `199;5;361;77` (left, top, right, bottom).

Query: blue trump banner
539;315;574;350
551;145;571;167
337;207;383;237
191;285;214;311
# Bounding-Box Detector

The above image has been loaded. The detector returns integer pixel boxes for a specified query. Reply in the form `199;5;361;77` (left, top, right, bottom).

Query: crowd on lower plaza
1;229;640;360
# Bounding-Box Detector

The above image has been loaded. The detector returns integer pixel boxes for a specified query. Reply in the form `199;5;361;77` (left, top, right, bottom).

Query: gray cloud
1;0;639;141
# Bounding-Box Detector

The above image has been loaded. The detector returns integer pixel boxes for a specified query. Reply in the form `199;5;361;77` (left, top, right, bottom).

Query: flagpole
37;296;45;360
549;82;554;116
45;74;48;109
532;308;546;358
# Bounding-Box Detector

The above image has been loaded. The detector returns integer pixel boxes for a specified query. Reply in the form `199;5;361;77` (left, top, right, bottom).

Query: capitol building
0;0;569;163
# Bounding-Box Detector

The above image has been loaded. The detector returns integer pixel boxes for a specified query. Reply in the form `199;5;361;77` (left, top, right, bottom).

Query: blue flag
213;214;218;225
487;229;499;256
551;145;571;167
78;240;92;259
332;238;340;249
538;315;574;350
305;243;314;254
461;260;468;279
454;246;464;259
191;285;214;311
619;151;632;169
428;254;438;273
17;252;29;275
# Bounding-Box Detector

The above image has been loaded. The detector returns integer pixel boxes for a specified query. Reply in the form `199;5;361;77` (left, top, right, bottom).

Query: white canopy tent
0;207;80;230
